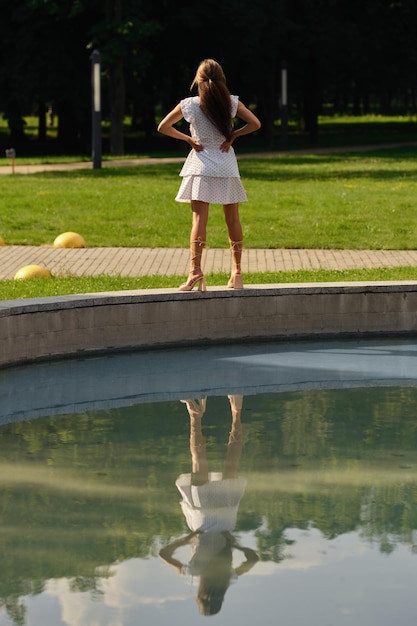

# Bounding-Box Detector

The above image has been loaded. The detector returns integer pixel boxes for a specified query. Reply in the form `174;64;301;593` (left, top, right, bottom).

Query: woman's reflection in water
159;395;259;616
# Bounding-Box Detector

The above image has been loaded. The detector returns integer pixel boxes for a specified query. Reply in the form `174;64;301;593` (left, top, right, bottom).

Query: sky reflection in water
1;337;417;626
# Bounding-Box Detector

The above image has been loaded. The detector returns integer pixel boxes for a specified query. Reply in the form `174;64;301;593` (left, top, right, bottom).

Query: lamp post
281;61;288;150
91;49;102;169
5;148;16;174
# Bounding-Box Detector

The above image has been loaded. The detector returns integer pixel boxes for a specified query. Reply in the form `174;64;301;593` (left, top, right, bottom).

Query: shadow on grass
21;145;417;183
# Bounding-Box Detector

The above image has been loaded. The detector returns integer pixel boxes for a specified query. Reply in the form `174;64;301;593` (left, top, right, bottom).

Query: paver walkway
1;245;417;280
2;143;417;279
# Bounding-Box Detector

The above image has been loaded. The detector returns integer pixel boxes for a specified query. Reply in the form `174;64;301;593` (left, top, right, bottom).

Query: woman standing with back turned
157;58;261;291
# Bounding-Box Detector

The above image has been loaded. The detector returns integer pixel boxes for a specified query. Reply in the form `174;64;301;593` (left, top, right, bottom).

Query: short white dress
175;471;247;533
176;95;248;205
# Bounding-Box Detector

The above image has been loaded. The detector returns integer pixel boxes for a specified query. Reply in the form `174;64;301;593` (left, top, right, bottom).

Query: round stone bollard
53;232;86;248
14;265;52;280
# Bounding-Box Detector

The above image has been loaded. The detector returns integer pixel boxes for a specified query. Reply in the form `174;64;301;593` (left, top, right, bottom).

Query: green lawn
2;145;417;249
2;141;417;299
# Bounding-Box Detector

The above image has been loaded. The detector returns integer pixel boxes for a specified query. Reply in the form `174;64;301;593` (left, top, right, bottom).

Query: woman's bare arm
157;104;203;151
220;101;261;152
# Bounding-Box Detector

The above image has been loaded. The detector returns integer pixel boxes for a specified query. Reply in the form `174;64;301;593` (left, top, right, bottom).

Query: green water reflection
1;385;417;624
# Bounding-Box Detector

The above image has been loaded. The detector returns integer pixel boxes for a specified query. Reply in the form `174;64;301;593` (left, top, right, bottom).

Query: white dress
175;471;247;533
176;95;248;205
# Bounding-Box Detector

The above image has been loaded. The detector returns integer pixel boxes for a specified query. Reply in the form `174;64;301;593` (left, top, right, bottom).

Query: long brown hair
196;543;233;616
191;59;233;141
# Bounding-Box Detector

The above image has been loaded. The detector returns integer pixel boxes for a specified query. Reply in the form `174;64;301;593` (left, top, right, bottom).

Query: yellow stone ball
14;264;52;280
0;236;5;246
53;231;86;248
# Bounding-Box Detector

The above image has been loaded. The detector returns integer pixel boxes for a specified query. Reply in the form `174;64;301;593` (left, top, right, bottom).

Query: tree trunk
57;99;77;150
107;57;125;156
5;99;26;142
302;58;320;145
258;70;277;149
105;0;125;156
38;101;46;142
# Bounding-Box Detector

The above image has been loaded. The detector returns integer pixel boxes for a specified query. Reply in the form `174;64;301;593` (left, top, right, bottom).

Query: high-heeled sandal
179;272;207;292
179;238;207;292
228;394;243;413
228;270;243;289
228;240;244;289
180;397;207;417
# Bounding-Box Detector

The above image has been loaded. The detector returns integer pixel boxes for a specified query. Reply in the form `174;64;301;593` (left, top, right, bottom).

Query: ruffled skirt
175;472;247;533
176;175;247;204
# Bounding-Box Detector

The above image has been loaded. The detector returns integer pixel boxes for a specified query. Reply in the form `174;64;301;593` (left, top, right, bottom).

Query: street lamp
91;49;102;169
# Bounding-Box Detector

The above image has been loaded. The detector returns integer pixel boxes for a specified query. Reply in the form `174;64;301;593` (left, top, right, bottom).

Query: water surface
1;338;417;625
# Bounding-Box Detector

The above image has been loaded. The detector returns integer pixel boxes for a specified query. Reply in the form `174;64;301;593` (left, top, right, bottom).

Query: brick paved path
2;145;417;279
1;245;417;279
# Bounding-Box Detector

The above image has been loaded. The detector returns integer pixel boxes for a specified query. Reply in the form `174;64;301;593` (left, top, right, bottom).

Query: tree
2;0;417;154
0;0;92;151
89;0;162;155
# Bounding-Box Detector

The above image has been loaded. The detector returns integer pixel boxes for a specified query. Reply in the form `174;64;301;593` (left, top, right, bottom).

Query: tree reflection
1;386;417;623
159;395;259;616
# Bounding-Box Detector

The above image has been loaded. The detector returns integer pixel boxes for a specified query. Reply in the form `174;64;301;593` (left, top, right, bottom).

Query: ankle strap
229;240;243;251
191;238;206;248
190;238;206;264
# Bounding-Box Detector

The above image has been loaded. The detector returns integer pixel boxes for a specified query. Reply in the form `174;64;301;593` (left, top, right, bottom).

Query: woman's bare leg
223;395;243;479
181;398;209;486
179;201;209;291
191;200;209;247
223;203;243;288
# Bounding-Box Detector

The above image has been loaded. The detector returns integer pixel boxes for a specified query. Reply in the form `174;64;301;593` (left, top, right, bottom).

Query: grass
2;133;417;301
2;267;417;301
2;146;417;249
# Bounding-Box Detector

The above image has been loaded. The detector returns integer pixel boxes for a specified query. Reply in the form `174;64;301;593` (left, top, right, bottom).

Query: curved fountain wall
1;282;417;368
